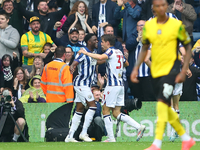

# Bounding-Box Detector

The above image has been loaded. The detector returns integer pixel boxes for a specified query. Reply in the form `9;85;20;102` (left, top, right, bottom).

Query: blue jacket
114;3;141;41
126;30;138;77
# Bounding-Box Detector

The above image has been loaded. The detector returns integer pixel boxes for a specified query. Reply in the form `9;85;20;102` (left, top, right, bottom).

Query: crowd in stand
0;0;199;102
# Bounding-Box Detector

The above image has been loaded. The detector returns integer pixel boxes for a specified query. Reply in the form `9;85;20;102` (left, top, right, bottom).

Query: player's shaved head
152;0;168;17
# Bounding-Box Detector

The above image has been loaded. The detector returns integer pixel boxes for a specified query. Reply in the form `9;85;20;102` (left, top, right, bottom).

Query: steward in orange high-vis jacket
41;46;74;103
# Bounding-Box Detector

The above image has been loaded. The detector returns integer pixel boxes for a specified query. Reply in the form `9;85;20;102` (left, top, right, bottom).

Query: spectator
0;10;20;59
114;0;141;51
2;0;25;36
180;57;200;101
65;47;75;65
0;88;27;142
167;0;197;42
62;1;91;35
26;56;44;79
70;0;91;9
42;43;54;65
192;40;200;67
12;67;29;99
78;29;87;46
21;16;55;73
53;22;82;56
1;52;19;89
19;75;46;103
41;46;74;103
92;0;119;37
128;20;155;101
16;0;70;37
43;43;52;55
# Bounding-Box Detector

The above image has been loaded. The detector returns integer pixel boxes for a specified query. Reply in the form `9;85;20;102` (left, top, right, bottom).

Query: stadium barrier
23;102;200;142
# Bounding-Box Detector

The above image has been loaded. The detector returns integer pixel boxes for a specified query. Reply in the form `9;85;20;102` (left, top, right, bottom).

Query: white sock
117;113;140;130
68;112;83;138
104;115;114;139
153;139;162;148
180;133;191;141
13;133;20;141
81;107;96;135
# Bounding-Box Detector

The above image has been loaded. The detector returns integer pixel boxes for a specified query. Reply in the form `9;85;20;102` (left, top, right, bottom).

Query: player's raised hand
78;49;86;55
175;71;186;83
131;67;139;83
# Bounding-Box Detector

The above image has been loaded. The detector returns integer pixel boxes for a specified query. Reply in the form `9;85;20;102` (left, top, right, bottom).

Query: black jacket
17;1;70;37
180;65;200;101
62;13;91;34
0;97;25;136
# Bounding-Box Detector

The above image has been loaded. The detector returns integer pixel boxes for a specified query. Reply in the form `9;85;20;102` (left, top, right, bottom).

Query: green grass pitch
0;142;199;150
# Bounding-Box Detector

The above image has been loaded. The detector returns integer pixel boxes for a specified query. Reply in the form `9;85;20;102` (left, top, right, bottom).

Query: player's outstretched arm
78;49;108;60
131;44;149;83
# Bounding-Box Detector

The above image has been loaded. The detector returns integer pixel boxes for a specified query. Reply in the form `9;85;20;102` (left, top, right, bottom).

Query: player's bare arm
175;43;192;83
131;44;149;83
69;60;79;74
79;50;108;61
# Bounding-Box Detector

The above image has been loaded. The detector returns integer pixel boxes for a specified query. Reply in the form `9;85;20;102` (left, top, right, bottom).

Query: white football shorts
74;86;94;106
102;86;124;108
173;83;183;96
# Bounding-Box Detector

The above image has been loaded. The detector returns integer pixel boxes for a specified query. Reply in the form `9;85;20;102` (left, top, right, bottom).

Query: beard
70;38;78;43
39;9;48;14
32;28;40;33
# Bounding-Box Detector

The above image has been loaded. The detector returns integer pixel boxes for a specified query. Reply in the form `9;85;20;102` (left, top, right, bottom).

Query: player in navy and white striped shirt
65;34;98;142
73;48;97;87
78;34;146;142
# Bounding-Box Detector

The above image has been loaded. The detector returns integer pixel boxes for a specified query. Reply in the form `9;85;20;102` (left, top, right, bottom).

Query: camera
0;90;12;111
123;98;142;112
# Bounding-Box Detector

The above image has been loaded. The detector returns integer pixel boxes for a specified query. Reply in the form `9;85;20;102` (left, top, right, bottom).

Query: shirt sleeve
142;24;150;45
74;53;85;63
104;49;113;58
20;34;28;47
177;24;191;46
46;34;54;45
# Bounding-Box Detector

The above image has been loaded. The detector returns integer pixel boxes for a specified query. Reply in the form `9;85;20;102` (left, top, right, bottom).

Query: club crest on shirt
118;73;122;78
88;95;92;99
157;29;162;35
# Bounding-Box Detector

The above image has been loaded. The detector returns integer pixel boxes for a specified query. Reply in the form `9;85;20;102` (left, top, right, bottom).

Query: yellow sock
155;101;168;140
168;107;185;136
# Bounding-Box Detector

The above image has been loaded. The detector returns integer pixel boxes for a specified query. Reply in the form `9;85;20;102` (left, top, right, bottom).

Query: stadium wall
23;102;200;142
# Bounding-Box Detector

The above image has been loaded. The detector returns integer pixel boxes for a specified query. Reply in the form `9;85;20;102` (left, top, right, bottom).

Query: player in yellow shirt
21;16;56;72
131;0;195;150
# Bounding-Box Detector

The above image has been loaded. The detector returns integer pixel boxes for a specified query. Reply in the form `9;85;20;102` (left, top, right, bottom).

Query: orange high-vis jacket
41;60;74;103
